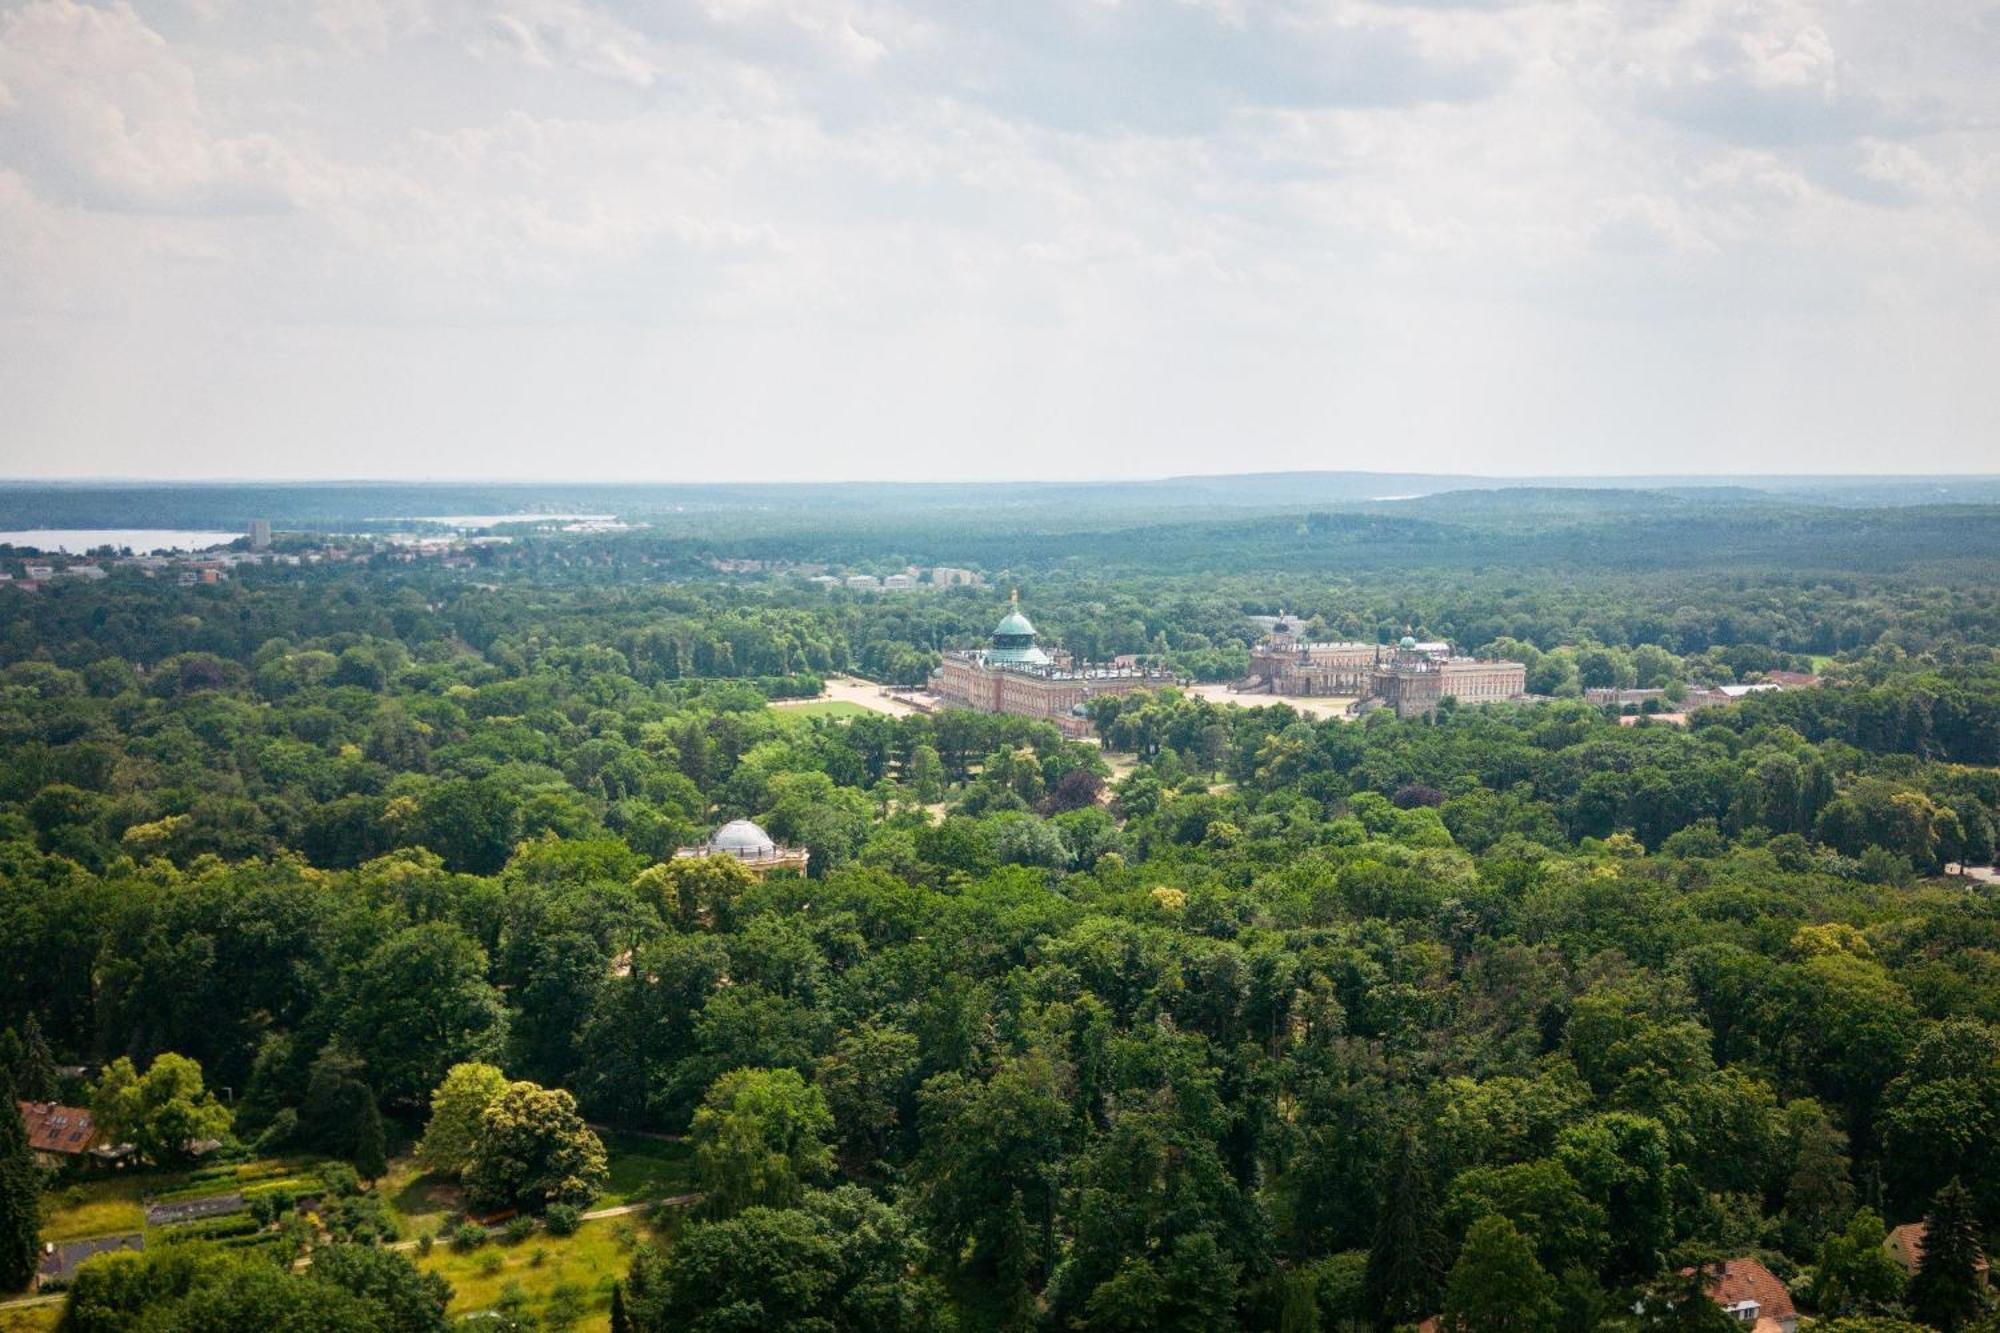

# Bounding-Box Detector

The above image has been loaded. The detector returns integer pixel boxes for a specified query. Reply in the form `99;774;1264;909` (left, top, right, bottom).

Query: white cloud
0;0;325;212
0;0;1993;477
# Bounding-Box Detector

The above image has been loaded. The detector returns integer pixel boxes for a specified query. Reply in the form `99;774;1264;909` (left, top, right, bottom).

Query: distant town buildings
1245;619;1528;718
248;519;272;549
931;566;981;587
929;596;1174;737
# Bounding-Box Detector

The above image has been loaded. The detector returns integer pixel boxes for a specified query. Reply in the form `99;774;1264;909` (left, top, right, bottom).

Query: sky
0;0;1995;482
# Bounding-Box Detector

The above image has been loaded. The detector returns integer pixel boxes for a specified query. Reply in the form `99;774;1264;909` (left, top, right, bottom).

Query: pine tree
608;1279;630;1333
1908;1178;1990;1332
15;1019;58;1104
354;1095;388;1184
1366;1128;1448;1331
0;1074;41;1294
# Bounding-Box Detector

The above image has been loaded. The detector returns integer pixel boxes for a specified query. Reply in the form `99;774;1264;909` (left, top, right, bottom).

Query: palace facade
930;600;1174;736
1246;619;1527;718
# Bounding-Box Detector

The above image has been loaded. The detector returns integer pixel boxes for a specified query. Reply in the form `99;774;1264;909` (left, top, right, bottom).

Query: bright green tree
1441;1214;1557;1333
89;1053;232;1165
419;1062;510;1176
464;1081;607;1213
1811;1209;1908;1318
693;1067;834;1218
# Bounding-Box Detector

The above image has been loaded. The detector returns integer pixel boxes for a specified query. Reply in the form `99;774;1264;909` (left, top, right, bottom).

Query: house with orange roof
1886;1220;1989;1281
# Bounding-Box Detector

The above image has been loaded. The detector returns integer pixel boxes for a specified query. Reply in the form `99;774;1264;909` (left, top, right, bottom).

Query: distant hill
0;472;1995;532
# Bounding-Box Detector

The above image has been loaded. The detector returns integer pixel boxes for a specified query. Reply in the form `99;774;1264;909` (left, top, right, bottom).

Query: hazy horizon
5;469;2000;487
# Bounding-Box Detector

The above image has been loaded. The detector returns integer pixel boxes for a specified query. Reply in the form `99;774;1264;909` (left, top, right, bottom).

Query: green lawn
0;1305;62;1333
37;1176;150;1243
596;1132;695;1209
414;1217;656;1330
772;699;873;719
379;1157;463;1237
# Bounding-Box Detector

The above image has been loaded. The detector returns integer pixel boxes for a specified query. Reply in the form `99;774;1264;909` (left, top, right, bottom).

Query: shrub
546;1280;586;1331
255;1108;299;1153
451;1222;487;1252
417;1231;434;1256
320;1162;360;1198
476;1249;504;1277
543;1203;581;1237
504;1215;536;1244
528;1247;547;1268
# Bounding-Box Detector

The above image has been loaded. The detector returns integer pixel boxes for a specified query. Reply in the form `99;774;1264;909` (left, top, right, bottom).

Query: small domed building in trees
674;818;809;876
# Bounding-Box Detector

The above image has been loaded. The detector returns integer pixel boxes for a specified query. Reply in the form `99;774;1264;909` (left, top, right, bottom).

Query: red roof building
18;1101;97;1157
1692;1258;1797;1333
1887;1220;1989;1279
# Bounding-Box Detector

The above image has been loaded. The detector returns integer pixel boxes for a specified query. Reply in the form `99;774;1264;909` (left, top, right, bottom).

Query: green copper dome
988;604;1052;666
1400;634;1418;649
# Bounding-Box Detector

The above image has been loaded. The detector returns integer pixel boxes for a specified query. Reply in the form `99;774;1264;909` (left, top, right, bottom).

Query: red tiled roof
1695;1258;1796;1325
1887;1221;1989;1276
18;1101;97;1155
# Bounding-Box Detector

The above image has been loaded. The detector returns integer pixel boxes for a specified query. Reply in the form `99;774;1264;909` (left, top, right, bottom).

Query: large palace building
930;599;1174;736
1246;618;1527;718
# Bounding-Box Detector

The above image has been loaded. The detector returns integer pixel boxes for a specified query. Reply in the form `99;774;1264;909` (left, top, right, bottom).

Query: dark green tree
355;1094;389;1183
0;1078;39;1294
1365;1129;1448;1331
8;1018;59;1102
1906;1179;1990;1332
309;1244;453;1333
343;922;508;1108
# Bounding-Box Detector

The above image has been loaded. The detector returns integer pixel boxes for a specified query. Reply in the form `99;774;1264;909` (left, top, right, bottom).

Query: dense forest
4;488;2000;1331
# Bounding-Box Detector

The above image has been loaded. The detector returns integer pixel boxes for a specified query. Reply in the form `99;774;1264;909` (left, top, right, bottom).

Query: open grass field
0;1304;62;1332
37;1176;148;1244
596;1131;695;1209
380;1158;463;1237
414;1216;658;1329
770;698;876;720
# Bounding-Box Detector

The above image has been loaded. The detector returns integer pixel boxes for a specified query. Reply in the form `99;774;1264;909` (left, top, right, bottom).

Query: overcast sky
0;0;1995;481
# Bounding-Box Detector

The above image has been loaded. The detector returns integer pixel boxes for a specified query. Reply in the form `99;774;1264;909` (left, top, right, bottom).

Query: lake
0;529;241;554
